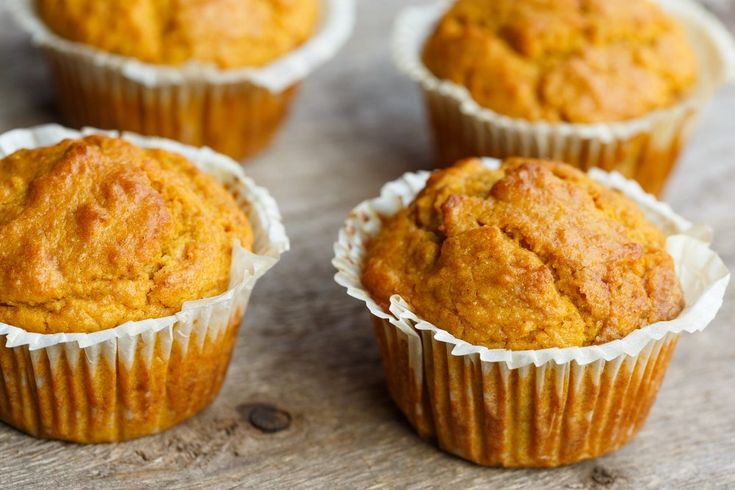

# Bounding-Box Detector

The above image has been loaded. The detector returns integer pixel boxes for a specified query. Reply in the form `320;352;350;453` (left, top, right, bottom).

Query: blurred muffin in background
38;0;319;69
394;0;735;195
422;0;697;124
12;0;354;160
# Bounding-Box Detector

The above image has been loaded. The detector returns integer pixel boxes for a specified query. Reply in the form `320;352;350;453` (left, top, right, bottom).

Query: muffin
38;0;319;69
364;158;684;350
334;157;728;467
11;0;355;159
393;0;735;195
0;125;288;442
422;0;697;124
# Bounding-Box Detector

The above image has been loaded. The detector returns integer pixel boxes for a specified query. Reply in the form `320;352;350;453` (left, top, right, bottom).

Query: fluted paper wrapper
393;0;735;195
0;125;289;443
333;158;729;467
9;0;355;160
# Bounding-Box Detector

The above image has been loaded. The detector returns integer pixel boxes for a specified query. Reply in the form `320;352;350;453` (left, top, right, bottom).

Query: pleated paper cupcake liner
0;125;290;442
333;158;729;467
392;0;735;196
9;0;356;160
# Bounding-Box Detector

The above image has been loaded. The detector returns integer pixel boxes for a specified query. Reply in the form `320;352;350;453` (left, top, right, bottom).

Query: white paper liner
333;157;730;369
0;124;289;353
392;0;735;141
9;0;356;93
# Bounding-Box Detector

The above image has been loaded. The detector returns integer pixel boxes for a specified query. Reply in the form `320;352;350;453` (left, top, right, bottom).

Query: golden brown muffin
422;0;698;123
37;0;320;68
363;158;684;350
0;135;253;333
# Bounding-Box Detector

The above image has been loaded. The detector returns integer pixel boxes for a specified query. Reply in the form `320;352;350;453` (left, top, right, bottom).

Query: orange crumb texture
422;0;698;123
363;158;684;350
38;0;320;68
0;135;253;333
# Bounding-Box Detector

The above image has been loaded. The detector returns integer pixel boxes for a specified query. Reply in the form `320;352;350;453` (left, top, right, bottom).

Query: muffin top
363;158;684;350
0;135;253;333
422;0;698;123
37;0;320;68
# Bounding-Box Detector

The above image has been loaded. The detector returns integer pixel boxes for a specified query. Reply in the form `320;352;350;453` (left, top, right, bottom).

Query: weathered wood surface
0;1;734;488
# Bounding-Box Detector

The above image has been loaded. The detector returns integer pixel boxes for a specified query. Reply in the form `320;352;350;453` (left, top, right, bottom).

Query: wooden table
1;2;734;488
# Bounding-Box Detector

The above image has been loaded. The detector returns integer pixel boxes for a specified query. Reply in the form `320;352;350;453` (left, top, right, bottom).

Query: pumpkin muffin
422;0;697;123
0;135;253;333
0;127;288;443
363;157;684;350
0;136;252;333
394;0;734;195
37;0;320;68
13;0;352;160
338;156;727;466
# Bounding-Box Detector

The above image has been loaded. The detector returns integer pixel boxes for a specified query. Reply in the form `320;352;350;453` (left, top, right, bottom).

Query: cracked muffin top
422;0;698;123
0;135;253;333
38;0;319;68
363;158;684;350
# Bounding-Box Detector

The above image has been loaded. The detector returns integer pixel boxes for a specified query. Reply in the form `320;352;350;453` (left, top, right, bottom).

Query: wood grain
0;1;734;488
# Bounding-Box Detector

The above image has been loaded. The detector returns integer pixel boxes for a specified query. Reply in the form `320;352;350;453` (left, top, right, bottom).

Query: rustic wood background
1;1;734;488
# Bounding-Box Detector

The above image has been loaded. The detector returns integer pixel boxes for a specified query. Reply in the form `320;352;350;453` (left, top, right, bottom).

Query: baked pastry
393;0;734;195
13;0;352;160
0;127;287;443
364;157;683;349
0;135;252;333
422;0;697;123
335;156;727;467
38;0;319;68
